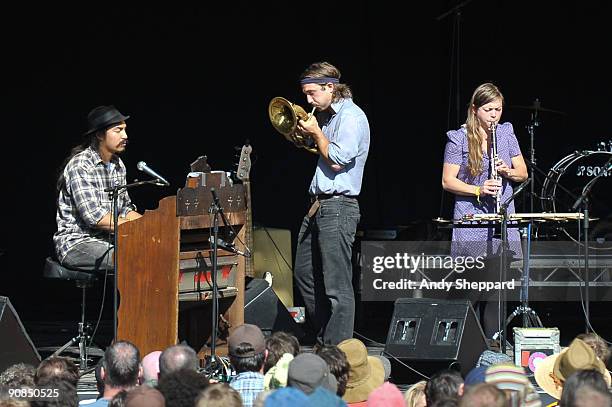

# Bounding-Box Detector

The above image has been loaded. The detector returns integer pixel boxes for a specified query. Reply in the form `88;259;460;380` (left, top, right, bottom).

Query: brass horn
268;97;318;154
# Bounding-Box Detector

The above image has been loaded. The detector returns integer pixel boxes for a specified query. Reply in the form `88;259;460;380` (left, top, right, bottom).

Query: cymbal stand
505;222;543;329
525;99;540;214
571;155;612;333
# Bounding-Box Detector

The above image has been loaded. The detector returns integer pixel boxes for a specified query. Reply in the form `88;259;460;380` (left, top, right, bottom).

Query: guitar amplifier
513;327;560;374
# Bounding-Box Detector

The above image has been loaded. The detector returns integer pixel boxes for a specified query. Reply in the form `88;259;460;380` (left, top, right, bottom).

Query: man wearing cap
54;105;141;271
294;61;370;345
228;324;268;407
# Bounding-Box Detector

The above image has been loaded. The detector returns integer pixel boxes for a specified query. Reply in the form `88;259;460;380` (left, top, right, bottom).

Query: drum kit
435;99;612;352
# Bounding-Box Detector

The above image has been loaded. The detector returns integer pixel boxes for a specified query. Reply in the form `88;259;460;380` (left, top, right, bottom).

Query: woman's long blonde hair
404;380;427;407
465;83;504;177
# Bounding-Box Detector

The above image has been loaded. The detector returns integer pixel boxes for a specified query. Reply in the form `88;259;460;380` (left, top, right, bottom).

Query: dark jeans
61;240;114;273
294;196;360;345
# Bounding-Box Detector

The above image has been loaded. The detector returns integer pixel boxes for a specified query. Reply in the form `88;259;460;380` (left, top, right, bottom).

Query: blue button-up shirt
308;98;370;196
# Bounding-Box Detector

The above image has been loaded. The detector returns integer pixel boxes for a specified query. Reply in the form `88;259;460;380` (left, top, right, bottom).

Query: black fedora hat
83;105;130;135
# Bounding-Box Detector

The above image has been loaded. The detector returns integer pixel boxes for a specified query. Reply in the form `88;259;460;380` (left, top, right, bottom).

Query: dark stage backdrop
1;1;610;326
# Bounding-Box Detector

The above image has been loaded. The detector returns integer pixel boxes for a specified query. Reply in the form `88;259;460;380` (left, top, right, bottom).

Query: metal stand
505;223;544;330
571;155;612;332
496;179;531;354
436;0;475;128
205;187;250;378
51;283;93;369
208;188;221;371
525;102;540;213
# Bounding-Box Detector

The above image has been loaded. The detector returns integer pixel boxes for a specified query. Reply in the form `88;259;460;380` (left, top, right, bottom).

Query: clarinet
490;122;502;213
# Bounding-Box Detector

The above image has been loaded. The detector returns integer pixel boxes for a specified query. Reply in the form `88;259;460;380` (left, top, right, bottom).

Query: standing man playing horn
293;61;370;345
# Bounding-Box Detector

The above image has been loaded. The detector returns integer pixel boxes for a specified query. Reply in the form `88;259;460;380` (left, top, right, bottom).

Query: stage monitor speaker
244;278;304;340
385;298;487;378
253;227;293;308
0;296;41;372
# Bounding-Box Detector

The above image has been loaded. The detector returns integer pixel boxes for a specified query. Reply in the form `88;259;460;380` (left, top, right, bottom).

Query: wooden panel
179;212;246;230
226;223;246;330
117;196;180;356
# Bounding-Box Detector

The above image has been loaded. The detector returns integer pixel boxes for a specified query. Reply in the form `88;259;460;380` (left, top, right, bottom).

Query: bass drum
540;150;612;248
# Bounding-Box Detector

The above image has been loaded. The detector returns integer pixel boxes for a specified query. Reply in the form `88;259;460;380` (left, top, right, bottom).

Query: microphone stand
497;179;531;354
570;156;612;333
208;188;221;372
104;179;165;342
207;187;251;377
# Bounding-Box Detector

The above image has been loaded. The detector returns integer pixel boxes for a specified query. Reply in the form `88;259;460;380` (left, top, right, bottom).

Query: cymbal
508;99;565;115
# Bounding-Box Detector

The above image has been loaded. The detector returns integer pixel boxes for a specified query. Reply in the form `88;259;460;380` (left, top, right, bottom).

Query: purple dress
444;122;523;259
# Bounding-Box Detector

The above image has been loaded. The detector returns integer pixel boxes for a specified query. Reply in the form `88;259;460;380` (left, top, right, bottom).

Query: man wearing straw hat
534;337;611;402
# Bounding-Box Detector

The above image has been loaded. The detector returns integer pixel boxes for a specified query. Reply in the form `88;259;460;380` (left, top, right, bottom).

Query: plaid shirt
229;371;264;407
53;147;135;261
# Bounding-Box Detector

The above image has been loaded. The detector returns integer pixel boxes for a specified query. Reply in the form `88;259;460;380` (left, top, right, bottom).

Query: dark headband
300;77;340;85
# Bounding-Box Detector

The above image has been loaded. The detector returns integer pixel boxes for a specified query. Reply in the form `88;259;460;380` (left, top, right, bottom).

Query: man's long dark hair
56;132;102;193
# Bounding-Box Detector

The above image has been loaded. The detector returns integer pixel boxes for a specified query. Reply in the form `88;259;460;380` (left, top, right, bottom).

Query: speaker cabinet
244;279;304;340
0;296;40;372
253;227;293;308
385;298;487;378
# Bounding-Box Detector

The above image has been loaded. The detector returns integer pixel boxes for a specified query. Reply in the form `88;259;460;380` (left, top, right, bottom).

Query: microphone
501;178;531;211
136;161;170;186
208;236;251;257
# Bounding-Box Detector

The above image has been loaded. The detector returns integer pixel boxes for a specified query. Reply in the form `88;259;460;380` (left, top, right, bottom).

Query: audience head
485;363;540;406
463;366;487;387
94;361;105;395
35;356;79;386
308;386;347;406
560;369;609;407
458;382;506;407
476;350;512;368
263;386;344;407
337;338;385;403
425;369;464;405
228;324;267;373
264;331;300;373
0;396;30;407
142;351;162;385
31;379;78;407
125;385;165;407
367;382;404;407
429;397;459;407
0;363;35;388
196;383;242;407
102;340;142;389
404;380;427;407
263;353;293;390
158;345;198;379
535;338;611;400
315;344;350;397
374;355;392;381
157;368;209;407
576;332;611;365
573;385;612;407
263;386;308;406
287;353;337;395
